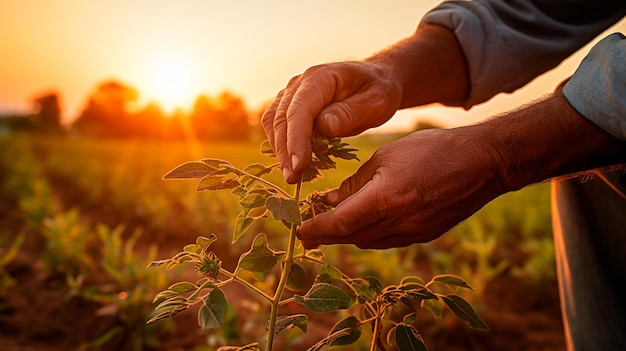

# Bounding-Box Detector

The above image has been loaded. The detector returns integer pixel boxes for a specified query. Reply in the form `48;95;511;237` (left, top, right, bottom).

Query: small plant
0;233;24;296
148;136;487;350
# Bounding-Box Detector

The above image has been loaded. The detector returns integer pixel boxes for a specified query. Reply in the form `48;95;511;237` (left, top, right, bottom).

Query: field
0;132;565;350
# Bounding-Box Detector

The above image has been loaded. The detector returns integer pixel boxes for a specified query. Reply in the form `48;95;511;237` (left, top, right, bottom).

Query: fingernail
282;167;292;182
326;190;339;204
323;112;340;135
291;154;300;171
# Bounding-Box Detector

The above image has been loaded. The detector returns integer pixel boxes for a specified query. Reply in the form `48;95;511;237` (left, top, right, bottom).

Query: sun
148;61;194;113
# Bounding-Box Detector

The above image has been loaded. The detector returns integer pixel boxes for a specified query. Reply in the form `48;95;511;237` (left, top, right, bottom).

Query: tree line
0;79;263;141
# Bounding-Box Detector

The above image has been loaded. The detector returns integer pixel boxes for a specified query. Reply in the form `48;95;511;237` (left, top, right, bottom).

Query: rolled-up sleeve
563;33;626;141
422;0;626;108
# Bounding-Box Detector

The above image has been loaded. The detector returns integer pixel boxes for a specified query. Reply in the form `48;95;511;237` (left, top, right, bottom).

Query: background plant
148;136;488;350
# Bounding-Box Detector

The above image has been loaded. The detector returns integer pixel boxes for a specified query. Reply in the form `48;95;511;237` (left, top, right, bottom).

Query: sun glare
148;61;194;113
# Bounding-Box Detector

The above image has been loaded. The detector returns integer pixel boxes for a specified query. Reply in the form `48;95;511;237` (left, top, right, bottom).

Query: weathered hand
297;127;503;249
261;61;402;184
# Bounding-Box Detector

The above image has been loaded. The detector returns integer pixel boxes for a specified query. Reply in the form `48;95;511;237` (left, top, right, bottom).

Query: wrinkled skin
261;61;402;184
297;128;502;249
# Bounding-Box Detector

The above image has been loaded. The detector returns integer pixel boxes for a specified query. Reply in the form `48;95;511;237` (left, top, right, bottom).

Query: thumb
325;158;380;207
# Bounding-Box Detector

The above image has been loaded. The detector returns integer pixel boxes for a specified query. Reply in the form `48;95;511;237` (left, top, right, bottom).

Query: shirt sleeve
563;33;626;141
421;0;626;108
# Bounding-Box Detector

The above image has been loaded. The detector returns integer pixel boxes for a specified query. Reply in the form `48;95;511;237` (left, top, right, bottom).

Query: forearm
478;91;626;192
365;24;469;109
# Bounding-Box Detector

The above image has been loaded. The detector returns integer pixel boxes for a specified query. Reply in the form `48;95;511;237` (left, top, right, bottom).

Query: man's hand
297;127;504;249
261;24;470;184
261;61;402;184
297;91;626;249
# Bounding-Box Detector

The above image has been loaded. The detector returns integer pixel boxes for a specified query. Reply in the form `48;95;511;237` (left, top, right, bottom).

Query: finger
285;67;338;174
298;174;385;246
325;158;380;206
273;81;301;183
261;96;281;152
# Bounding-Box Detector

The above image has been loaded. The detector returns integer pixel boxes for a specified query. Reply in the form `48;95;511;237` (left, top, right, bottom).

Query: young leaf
198;288;228;329
196;234;217;251
307;328;352;351
294;283;355;312
319;264;342;280
196;175;240;191
260;139;275;156
286;262;311;292
237;233;285;273
163;161;217;179
389;323;428;351
168;281;197;294
265;196;301;225
432;274;474;290
271;314;308;338
233;212;255;244
422;298;444;318
329;316;362;346
240;193;267;216
441;295;489;331
200;158;232;168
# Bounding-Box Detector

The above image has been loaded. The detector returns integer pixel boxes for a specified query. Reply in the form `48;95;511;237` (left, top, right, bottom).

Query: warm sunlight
147;60;194;114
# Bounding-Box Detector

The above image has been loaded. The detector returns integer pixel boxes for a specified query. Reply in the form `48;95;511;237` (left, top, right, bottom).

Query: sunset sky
2;1;625;131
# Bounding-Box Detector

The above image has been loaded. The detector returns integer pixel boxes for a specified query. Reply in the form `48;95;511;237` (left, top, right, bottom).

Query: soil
0;160;566;351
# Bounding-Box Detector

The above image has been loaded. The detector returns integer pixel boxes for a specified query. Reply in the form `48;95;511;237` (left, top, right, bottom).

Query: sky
2;0;626;132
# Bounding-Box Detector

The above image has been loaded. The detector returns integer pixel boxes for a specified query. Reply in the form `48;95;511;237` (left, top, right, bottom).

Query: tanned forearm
478;91;626;192
365;24;470;109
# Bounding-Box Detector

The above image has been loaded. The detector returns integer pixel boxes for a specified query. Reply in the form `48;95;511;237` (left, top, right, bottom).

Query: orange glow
145;60;194;114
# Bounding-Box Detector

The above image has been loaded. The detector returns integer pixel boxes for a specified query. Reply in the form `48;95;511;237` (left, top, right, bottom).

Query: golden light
147;60;194;113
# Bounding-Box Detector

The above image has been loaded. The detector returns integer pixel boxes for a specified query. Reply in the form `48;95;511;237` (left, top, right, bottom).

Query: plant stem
266;181;302;351
218;268;273;302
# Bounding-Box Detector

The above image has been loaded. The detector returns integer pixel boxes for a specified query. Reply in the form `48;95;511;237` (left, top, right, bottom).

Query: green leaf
286;262;311;292
294;283;355;312
350;278;379;303
147;259;171;268
400;276;426;287
307;328;352;351
272;314;308;338
441;295;489;331
200;158;232;168
217;344;260;351
196;175;240;191
390;323;428;351
163;161;217;179
260;140;275;156
240;193;267;216
329;316;362;346
319;264;342;280
432;274;474;290
406;287;438;301
155;296;188;311
196;234;217;251
422;298;444;318
198;288;228;329
184;244;202;254
237;233;285;273
233;212;255;244
152;289;179;304
265;196;301;225
168;281;197;294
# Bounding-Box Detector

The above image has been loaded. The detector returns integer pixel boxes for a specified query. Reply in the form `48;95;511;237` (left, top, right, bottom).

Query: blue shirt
422;0;626;140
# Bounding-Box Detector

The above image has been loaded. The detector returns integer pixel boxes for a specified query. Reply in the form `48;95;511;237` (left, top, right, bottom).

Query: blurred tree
190;91;252;141
33;92;62;132
72;80;139;137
